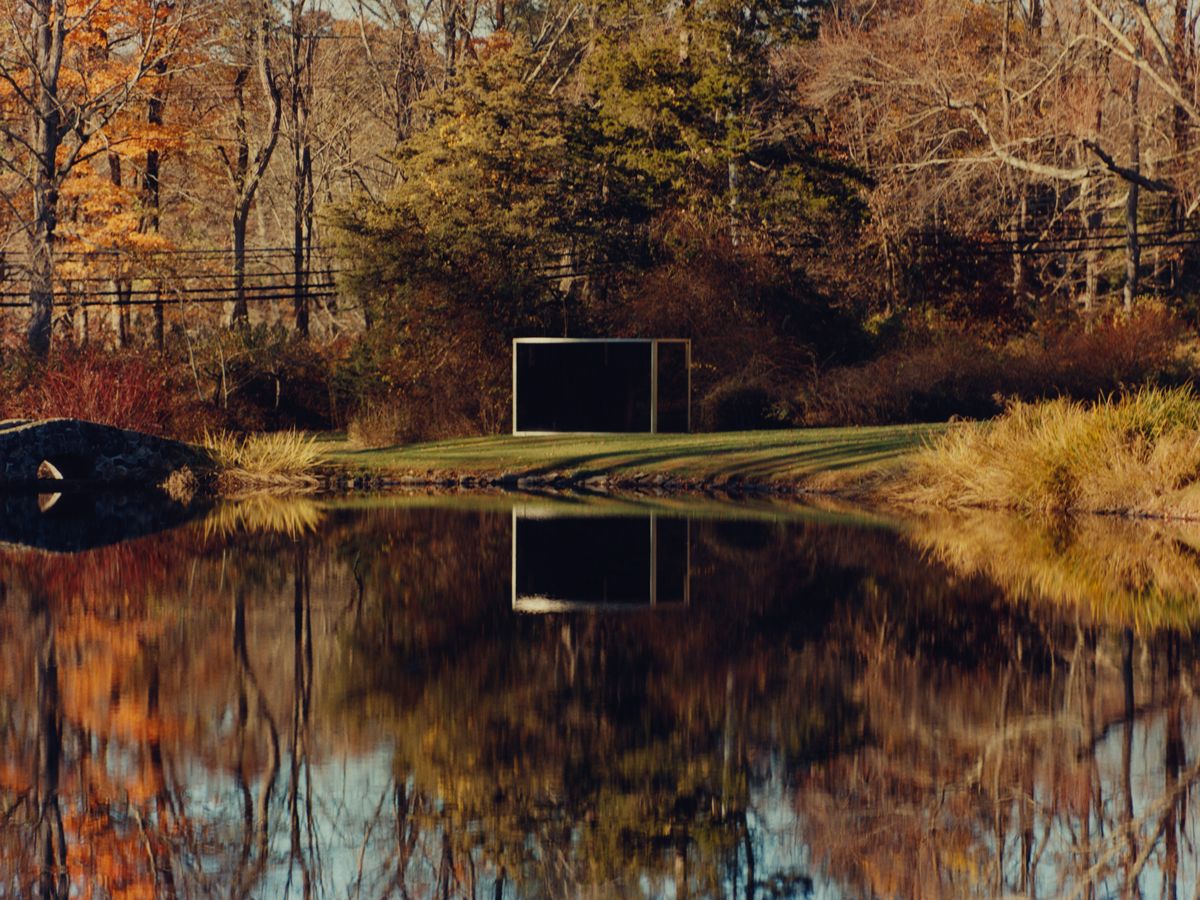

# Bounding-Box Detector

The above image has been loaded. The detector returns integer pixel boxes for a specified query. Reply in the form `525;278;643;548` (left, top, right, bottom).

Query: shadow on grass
334;426;940;481
515;432;929;480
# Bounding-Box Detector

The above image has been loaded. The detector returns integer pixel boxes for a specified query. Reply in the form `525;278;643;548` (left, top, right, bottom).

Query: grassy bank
898;386;1200;518
321;425;940;489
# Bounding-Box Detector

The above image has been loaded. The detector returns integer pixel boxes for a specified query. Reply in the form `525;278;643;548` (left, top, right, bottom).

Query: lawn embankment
321;424;940;491
897;386;1200;518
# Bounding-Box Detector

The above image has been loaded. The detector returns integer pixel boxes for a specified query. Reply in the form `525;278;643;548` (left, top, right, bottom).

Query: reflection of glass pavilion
511;508;690;613
512;338;691;434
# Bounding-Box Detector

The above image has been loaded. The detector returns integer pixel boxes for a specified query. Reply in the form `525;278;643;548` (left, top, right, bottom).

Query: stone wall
0;419;209;486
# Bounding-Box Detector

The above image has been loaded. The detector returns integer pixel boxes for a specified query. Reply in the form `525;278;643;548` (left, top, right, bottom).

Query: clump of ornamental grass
203;429;326;491
897;386;1200;517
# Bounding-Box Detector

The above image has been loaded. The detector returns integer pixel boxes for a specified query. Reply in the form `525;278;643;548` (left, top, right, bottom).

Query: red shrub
800;306;1189;426
25;348;176;435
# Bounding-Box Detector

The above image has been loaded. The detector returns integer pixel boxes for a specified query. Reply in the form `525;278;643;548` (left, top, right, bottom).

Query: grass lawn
320;423;943;485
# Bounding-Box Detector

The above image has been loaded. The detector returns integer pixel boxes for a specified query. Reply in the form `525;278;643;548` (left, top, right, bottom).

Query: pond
1;492;1199;897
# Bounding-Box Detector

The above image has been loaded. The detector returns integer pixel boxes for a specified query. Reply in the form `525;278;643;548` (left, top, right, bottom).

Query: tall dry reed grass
203;430;326;491
898;386;1200;517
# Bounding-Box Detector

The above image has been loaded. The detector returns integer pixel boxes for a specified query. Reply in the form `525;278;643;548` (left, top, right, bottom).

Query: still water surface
2;492;1200;897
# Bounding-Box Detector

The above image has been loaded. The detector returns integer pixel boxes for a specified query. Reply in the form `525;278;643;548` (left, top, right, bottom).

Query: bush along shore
202;430;328;495
894;386;1200;520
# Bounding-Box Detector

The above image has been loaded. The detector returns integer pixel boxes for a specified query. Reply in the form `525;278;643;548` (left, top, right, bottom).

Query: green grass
320;424;941;486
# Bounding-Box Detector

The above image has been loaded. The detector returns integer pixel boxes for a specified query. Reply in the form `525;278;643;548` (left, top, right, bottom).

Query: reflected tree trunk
230;586;281;896
1122;628;1139;896
35;607;66;898
288;543;315;894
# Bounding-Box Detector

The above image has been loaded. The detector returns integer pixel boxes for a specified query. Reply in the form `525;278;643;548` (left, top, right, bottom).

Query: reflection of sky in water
163;718;1200;898
3;497;1200;896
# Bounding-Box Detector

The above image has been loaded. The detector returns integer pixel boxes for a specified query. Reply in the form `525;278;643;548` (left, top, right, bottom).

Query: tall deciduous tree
0;0;196;354
808;0;1197;315
210;0;283;325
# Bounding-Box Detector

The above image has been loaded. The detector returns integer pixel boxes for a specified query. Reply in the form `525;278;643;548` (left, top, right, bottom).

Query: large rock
0;418;210;487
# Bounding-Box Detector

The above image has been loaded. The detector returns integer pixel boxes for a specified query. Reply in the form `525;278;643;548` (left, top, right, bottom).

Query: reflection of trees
0;517;326;896
329;514;875;896
6;501;1200;895
793;566;1200;898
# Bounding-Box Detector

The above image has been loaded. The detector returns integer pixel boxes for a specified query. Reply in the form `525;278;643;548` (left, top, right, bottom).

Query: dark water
2;493;1200;898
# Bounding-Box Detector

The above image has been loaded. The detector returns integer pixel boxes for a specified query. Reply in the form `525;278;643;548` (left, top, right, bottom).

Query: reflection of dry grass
898;387;1200;517
203;495;325;539
203;430;326;491
912;510;1200;631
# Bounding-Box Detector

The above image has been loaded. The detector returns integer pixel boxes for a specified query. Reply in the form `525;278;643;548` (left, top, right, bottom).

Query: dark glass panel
655;340;690;433
654;516;689;604
516;342;652;432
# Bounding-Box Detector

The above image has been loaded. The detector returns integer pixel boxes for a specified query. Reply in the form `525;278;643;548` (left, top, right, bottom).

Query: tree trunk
1082;174;1100;313
289;2;315;339
219;10;282;331
1124;59;1141;312
293;159;311;337
107;92;131;348
1010;189;1030;309
28;203;56;357
153;288;165;349
27;0;65;358
112;279;132;347
232;206;250;324
1170;0;1189;292
146;59;166;348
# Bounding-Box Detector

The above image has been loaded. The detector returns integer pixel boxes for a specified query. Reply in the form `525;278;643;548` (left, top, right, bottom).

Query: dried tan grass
896;386;1200;517
203;430;326;491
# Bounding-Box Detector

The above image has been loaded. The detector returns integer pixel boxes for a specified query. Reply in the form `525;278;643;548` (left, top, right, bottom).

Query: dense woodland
2;0;1200;437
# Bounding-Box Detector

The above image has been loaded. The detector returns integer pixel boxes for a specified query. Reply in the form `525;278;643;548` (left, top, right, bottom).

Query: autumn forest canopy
2;0;1200;438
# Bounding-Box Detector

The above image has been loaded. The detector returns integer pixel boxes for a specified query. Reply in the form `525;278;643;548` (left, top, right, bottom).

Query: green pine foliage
329;1;868;436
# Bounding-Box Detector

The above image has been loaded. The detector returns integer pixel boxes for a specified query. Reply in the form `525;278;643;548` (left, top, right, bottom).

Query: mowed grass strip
321;424;942;484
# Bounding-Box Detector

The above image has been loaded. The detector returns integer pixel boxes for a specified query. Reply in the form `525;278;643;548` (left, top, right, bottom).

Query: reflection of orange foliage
0;762;31;793
66;807;157;900
57;611;174;748
0;523;219;896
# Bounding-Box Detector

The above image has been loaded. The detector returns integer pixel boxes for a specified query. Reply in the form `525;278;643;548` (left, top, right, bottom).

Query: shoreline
315;424;931;499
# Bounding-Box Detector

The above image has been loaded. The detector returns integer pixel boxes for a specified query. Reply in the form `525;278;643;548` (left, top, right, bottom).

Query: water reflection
0;489;201;552
914;510;1200;630
1;496;1200;896
513;507;689;611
